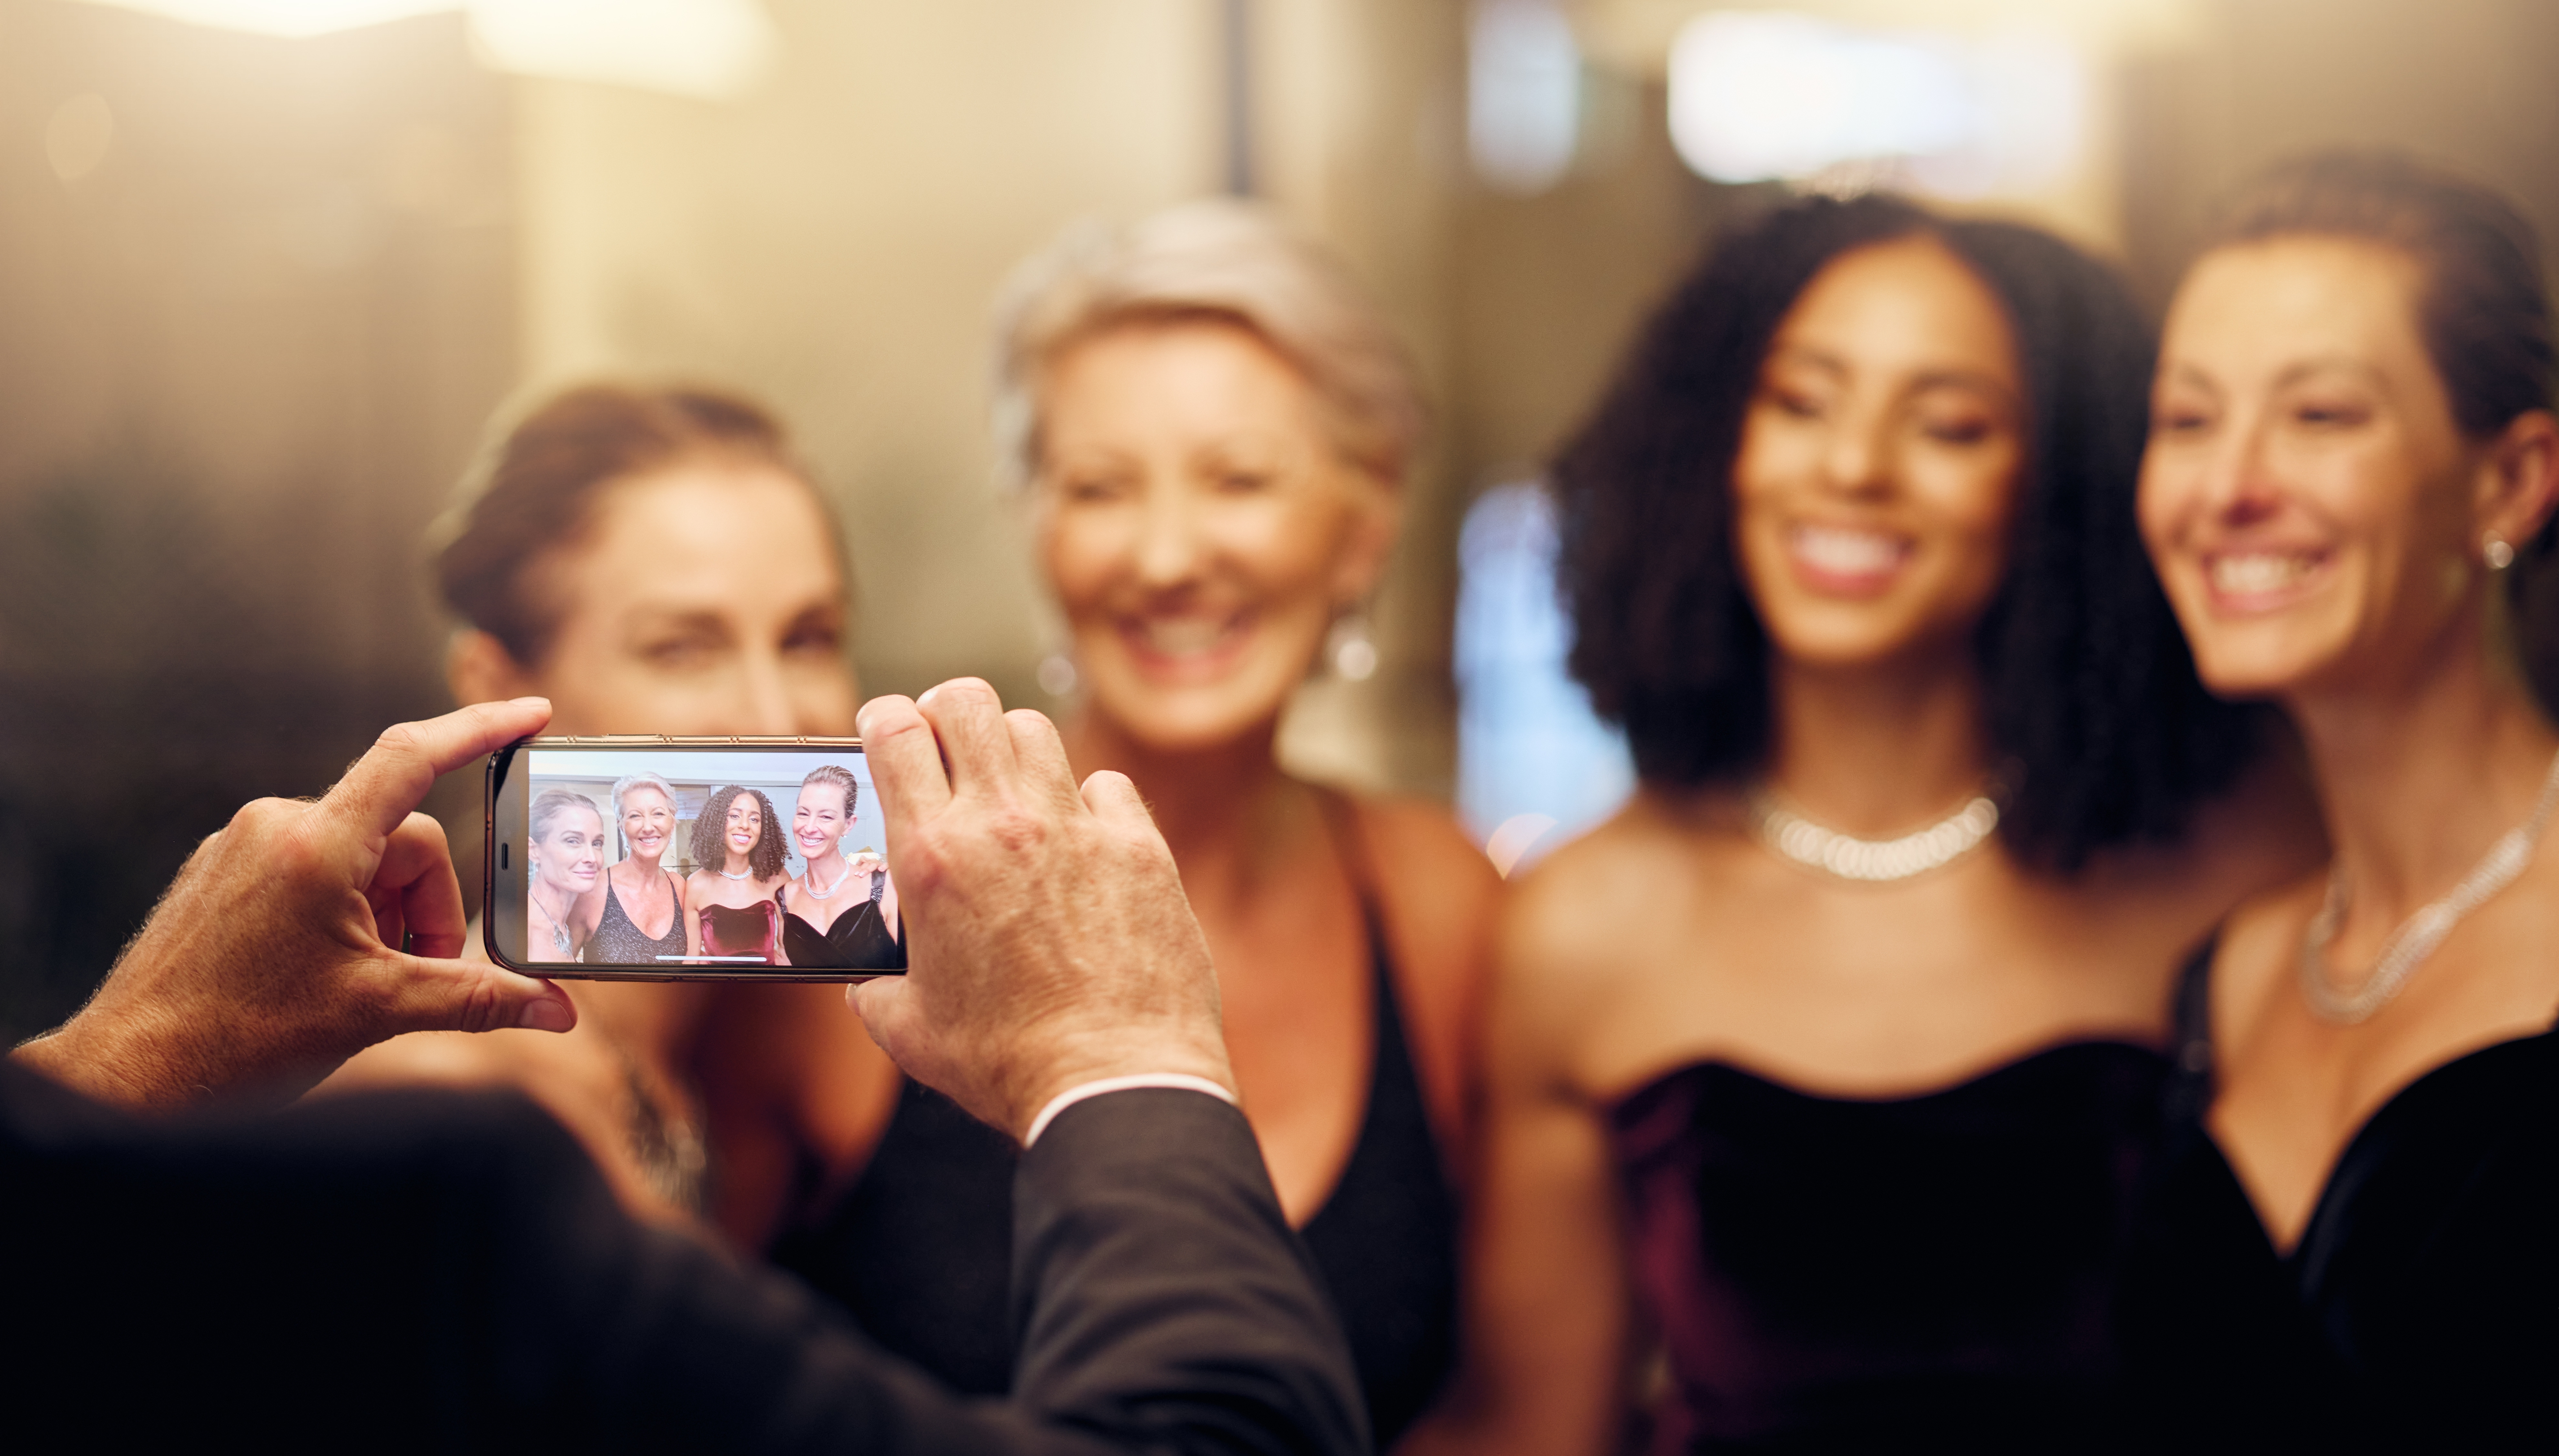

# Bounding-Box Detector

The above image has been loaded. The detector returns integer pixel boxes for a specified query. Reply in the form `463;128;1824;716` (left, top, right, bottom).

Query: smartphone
484;735;904;980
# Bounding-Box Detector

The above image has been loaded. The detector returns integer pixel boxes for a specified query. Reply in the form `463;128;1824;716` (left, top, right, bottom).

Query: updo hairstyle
432;384;837;668
2200;151;2557;583
530;787;603;848
799;763;858;818
992;199;1426;491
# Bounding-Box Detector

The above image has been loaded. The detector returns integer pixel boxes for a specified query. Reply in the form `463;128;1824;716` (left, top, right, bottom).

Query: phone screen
486;738;903;979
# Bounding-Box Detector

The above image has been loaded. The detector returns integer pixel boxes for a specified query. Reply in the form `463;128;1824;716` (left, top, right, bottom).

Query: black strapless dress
2119;945;2559;1451
1609;1042;2171;1453
780;869;904;971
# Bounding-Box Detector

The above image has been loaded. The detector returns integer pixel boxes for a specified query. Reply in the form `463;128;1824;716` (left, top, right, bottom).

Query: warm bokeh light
1666;9;2083;197
78;0;777;99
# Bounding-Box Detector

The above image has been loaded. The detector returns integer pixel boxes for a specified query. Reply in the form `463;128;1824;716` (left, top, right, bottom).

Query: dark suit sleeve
1011;1090;1370;1456
0;1065;1365;1455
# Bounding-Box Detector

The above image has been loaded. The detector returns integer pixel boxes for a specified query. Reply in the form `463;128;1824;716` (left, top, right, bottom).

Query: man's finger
1080;769;1159;834
914;678;1017;800
381;814;467;960
1004;708;1083;815
858;695;953;847
383;956;577;1035
320;698;551;842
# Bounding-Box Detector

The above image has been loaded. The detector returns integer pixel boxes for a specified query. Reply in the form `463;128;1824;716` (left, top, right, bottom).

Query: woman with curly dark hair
684;784;791;964
1413;195;2321;1452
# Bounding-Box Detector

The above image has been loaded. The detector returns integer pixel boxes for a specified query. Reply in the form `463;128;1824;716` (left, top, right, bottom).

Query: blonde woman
525;788;606;963
734;203;1496;1439
580;772;689;967
779;765;901;970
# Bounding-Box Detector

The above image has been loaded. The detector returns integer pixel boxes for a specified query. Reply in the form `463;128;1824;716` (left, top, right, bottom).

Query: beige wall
508;0;1471;795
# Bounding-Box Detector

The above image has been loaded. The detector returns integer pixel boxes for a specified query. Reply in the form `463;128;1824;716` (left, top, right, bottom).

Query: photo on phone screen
491;741;903;977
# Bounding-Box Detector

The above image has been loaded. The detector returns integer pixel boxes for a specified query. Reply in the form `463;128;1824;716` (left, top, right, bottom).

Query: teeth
1791;524;1906;576
2210;553;2314;595
1139;617;1236;655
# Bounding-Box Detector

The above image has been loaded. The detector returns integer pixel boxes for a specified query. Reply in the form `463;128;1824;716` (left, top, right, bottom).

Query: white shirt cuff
1022;1073;1240;1148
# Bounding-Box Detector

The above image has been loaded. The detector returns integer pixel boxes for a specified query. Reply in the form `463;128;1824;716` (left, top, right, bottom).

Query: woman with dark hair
686;784;791;964
1417;195;2318;1452
2128;153;2559;1445
319;383;886;1223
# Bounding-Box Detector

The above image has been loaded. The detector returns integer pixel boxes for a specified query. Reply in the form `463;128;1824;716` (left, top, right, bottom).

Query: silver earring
1327;609;1379;682
2486;531;2516;571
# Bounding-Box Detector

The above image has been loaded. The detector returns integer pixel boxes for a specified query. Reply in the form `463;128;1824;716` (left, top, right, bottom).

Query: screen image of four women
329;145;2559;1449
525;764;904;970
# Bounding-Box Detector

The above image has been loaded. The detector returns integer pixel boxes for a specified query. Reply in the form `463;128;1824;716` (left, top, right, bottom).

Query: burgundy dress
698;897;781;963
1608;1042;2170;1453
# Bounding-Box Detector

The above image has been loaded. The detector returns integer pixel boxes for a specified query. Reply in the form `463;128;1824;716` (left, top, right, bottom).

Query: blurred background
3;0;2554;1040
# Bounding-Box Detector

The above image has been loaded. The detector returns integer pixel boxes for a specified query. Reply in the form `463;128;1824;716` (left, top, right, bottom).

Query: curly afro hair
689;784;787;880
1553;192;2258;871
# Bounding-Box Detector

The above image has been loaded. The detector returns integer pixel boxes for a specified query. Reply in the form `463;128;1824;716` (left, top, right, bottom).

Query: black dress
771;799;1460;1444
2120;943;2559;1451
1607;1041;2172;1452
780;867;905;970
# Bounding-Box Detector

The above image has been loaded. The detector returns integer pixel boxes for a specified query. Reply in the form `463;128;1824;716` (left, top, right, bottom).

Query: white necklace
2299;746;2559;1025
719;867;753;881
1749;786;2000;883
801;857;850;900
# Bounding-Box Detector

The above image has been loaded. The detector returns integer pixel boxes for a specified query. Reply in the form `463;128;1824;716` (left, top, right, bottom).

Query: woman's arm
682;873;705;960
1398;870;1636;1456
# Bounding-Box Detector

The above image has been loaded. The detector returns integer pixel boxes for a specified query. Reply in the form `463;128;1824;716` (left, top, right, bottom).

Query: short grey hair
610;772;678;820
992;199;1426;492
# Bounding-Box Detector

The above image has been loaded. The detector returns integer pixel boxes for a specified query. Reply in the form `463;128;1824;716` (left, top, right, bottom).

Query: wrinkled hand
12;699;577;1110
849;679;1233;1142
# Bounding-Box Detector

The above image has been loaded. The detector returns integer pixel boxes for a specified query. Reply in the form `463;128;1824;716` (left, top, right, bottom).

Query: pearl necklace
801;857;851;900
2299;746;2559;1025
1749;786;2000;883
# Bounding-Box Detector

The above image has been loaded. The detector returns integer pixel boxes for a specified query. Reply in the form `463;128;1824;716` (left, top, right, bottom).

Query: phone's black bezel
485;734;897;982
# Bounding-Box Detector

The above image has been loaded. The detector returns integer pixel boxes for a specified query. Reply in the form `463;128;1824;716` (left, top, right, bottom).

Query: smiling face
724;793;763;866
518;462;856;737
794;781;852;861
618;785;675;868
1034;319;1398;753
1731;236;2027;672
535;806;605;895
2139;237;2487;699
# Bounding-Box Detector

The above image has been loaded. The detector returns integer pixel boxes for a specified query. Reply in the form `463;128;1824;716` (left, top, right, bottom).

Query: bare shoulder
1341;792;1501;1154
1504;790;1735;988
1347;793;1502;942
1493;790;1742;1073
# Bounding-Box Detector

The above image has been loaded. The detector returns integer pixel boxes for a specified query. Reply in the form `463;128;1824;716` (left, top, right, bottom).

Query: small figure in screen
527;788;607;962
685;784;789;964
582;772;690;966
781;764;904;970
